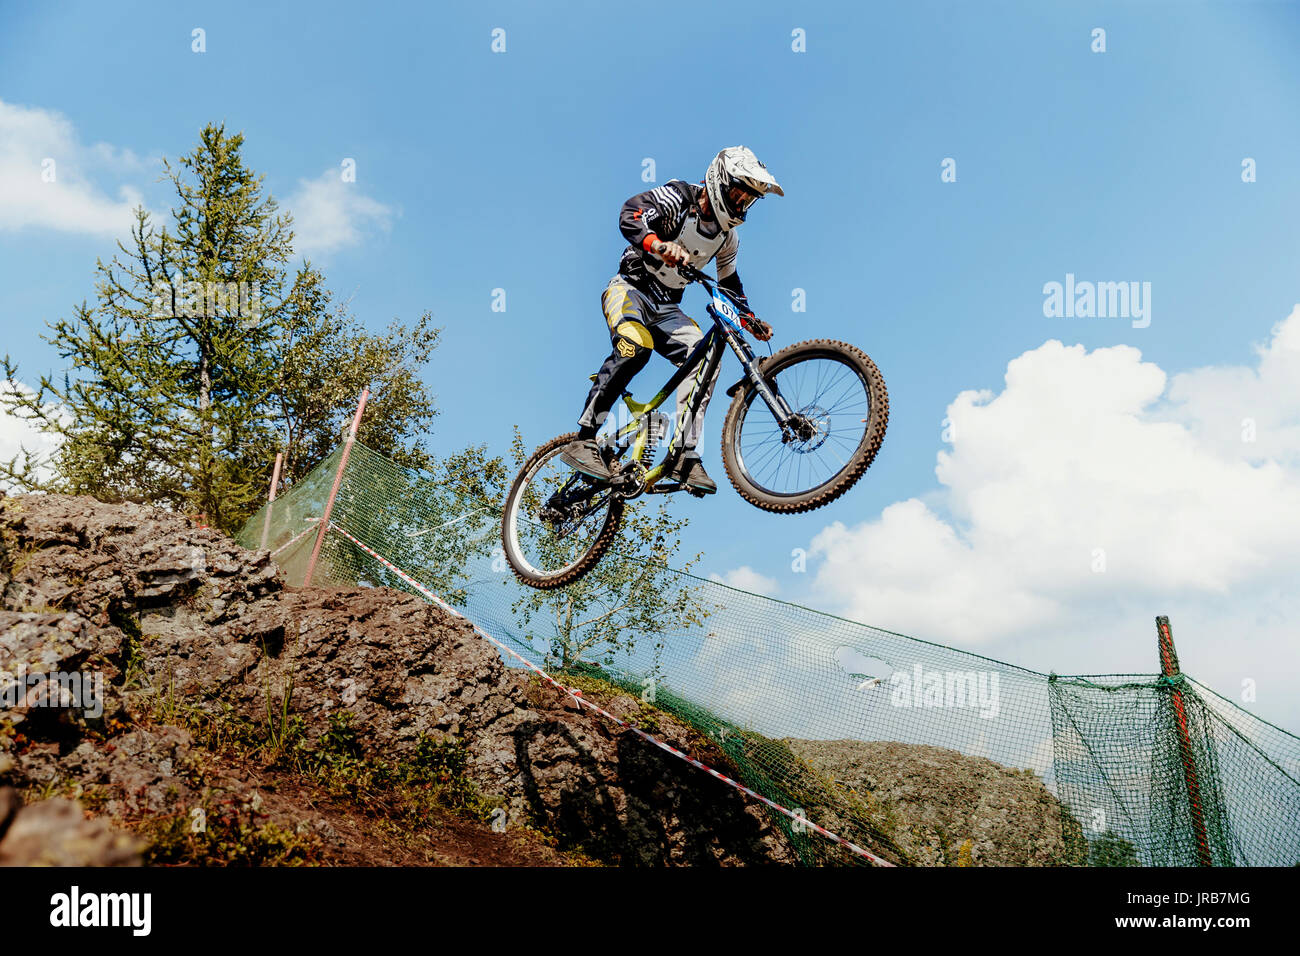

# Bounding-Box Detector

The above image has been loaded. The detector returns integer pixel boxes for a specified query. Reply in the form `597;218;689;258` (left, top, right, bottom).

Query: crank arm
548;475;601;510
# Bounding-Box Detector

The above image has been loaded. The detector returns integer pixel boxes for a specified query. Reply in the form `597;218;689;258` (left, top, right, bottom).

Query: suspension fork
719;322;797;426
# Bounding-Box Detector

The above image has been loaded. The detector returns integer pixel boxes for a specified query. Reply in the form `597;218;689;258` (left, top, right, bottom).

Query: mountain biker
559;146;783;495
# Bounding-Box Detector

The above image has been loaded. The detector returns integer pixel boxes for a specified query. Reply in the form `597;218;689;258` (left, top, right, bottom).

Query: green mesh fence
239;442;1300;866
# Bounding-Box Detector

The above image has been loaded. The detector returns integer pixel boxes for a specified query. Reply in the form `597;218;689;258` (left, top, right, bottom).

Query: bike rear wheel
721;339;888;513
501;432;625;589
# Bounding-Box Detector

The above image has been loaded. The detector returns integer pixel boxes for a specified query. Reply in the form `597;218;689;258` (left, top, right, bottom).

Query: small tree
508;434;717;671
275;266;439;485
336;440;510;606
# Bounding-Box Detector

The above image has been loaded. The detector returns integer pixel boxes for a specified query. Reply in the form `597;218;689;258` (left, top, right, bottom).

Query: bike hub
785;406;830;451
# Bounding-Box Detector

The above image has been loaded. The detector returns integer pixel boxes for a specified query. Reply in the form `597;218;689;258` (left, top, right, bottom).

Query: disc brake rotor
786;405;831;452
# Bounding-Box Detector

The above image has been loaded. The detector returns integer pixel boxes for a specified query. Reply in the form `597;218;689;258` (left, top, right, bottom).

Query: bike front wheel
721;339;888;513
501;432;625;589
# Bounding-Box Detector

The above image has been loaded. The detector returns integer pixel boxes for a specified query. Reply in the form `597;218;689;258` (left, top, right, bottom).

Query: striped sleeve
618;180;690;251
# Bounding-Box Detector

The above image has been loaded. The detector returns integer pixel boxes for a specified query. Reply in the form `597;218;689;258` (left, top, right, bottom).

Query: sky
2;1;1299;730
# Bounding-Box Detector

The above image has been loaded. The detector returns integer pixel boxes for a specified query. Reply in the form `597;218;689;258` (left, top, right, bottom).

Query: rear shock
638;412;670;470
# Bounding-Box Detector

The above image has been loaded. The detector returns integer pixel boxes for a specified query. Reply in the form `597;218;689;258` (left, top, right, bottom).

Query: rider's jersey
617;179;748;308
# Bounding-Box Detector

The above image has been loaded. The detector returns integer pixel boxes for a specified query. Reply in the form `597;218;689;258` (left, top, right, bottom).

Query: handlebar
676;263;715;287
678;263;754;315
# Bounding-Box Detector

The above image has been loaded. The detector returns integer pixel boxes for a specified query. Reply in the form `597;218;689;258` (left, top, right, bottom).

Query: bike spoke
506;450;616;578
735;354;872;498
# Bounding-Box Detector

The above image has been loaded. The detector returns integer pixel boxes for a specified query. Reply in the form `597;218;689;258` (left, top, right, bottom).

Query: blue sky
3;1;1300;727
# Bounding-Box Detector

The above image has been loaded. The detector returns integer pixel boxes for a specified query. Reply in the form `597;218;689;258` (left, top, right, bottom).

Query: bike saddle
621;394;654;416
586;372;656;416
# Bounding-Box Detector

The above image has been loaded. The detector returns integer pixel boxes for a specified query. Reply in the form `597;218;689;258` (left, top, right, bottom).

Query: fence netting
238;442;1300;866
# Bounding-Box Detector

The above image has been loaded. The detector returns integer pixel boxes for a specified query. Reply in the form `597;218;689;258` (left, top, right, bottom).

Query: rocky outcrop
783;738;1084;866
0;786;144;865
0;492;791;865
1;491;1083;867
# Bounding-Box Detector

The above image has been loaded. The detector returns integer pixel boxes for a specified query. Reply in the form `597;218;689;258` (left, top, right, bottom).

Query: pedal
650;481;708;499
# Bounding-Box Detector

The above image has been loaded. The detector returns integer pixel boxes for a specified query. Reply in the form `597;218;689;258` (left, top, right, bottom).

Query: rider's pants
577;275;721;459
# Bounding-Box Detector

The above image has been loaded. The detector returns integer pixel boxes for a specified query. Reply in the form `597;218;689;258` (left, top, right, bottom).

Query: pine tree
275;266;440;485
2;124;439;532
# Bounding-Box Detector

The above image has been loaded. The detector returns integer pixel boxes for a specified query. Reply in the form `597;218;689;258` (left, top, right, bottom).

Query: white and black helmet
704;146;784;230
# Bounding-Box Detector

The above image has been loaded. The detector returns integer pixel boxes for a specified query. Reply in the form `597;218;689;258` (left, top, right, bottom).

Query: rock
0;610;123;740
2;491;1087;867
506;692;793;865
0;786;17;843
782;738;1083;865
1;493;796;865
0;792;144;866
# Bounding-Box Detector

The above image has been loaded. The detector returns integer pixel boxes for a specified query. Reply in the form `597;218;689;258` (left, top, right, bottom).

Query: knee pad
613;320;652;358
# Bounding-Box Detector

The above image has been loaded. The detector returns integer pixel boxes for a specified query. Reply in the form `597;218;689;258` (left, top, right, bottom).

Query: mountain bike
501;265;889;589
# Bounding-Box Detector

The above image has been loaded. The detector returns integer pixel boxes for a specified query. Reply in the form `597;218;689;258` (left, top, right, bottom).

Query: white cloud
286;169;395;257
708;565;780;597
1162;306;1300;466
0;99;148;237
0;382;66;489
807;306;1300;727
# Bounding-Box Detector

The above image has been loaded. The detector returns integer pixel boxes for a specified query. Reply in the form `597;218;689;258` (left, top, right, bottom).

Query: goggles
726;183;762;215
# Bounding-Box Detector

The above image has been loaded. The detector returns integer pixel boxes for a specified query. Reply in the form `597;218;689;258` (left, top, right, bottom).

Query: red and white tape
324;521;893;867
269;522;320;558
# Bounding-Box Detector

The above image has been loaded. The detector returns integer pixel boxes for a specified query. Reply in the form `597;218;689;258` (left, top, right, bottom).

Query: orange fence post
303;388;369;587
259;451;284;551
1156;615;1213;866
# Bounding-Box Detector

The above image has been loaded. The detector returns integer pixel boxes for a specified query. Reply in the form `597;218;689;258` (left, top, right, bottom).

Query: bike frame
602;267;798;491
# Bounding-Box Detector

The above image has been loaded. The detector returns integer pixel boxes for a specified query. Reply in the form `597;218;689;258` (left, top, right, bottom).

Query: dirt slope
0;491;792;866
